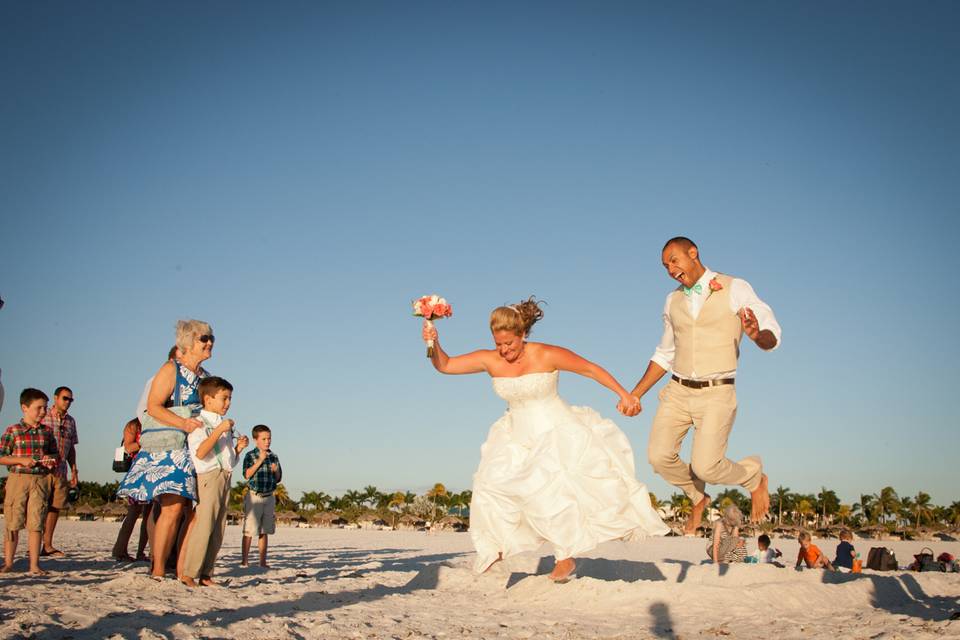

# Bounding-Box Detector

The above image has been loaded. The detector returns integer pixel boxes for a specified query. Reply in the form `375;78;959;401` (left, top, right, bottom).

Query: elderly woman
117;319;214;579
708;504;748;563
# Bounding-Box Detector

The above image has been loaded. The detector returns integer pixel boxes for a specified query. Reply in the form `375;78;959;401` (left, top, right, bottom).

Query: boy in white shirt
180;377;248;587
750;534;783;565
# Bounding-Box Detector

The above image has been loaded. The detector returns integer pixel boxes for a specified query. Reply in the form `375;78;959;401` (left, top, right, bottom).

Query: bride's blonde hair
489;296;544;337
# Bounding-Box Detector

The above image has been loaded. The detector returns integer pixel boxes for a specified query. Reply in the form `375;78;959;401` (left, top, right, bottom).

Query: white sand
1;520;958;639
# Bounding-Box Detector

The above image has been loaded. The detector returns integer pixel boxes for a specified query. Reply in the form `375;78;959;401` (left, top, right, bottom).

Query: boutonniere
708;277;723;292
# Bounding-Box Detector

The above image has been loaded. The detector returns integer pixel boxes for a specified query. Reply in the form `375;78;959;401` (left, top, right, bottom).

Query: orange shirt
799;543;822;567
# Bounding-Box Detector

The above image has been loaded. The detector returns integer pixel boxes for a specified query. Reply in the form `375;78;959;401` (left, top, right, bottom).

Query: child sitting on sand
749;533;783;565
707;505;747;563
796;531;834;570
833;529;856;572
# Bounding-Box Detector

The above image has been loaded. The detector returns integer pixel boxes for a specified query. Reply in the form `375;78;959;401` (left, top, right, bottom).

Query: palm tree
670;493;692;523
837;504;852;526
796;499;814;528
817;487;840;528
648;492;660;511
912;492;934;530
948;501;960;528
343;490;364;508
875;487;900;525
274;484;292;510
853;493;876;527
362;485;381;509
715;488;749;514
229;481;249;509
387;491;407;527
773;486;791;526
427;483;447;522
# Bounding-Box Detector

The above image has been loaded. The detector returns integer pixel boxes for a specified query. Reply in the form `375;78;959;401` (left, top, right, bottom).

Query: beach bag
867;547;898;571
112;440;132;473
912;547;942;572
112;450;130;472
138;406;193;453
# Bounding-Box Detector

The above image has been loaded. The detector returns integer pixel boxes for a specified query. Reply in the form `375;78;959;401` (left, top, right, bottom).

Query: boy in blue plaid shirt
241;424;281;567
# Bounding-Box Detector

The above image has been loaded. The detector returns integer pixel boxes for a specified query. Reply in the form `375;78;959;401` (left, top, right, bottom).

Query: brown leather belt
671;375;735;389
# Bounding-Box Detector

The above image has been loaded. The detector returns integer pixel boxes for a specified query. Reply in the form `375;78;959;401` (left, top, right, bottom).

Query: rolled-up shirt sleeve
650;294;676;370
730;278;781;350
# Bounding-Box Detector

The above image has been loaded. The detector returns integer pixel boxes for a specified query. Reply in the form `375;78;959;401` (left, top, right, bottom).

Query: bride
421;297;669;582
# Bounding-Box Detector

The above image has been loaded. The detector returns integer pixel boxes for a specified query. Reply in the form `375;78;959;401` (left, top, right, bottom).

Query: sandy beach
0;520;958;639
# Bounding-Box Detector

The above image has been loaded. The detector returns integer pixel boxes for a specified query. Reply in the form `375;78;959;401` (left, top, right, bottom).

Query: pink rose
709;278;723;292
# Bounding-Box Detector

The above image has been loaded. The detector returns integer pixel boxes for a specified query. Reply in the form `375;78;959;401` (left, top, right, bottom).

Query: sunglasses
198;334;216;344
61;397;75;403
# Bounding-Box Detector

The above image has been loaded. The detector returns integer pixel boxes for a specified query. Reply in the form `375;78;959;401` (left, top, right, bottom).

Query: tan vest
669;274;742;377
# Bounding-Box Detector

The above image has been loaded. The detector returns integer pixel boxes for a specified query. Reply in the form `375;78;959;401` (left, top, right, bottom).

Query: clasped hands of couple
616;306;764;419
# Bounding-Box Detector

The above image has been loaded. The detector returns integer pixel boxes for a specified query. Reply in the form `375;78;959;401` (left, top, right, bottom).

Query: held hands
270;463;279;474
617;394;641;417
236;435;249;451
739;307;760;341
217;418;235;435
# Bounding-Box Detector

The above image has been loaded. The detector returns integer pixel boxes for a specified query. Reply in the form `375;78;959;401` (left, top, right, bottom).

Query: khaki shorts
47;474;70;510
3;472;51;533
243;491;276;537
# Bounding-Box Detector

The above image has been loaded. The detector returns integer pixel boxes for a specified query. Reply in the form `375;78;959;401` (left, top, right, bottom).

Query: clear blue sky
2;1;958;506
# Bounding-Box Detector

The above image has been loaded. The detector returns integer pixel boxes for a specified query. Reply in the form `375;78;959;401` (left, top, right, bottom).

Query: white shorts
243;491;276;536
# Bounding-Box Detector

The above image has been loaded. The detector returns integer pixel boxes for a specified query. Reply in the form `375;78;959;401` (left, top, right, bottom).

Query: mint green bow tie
683;283;702;297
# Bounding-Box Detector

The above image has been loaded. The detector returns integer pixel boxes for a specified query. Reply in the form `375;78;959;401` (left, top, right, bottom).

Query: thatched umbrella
396;514;427;531
76;504;97;521
227;509;244;525
435;515;468;532
275;510;304;526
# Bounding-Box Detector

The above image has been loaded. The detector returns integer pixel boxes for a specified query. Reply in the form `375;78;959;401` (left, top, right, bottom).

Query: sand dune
0;520;957;639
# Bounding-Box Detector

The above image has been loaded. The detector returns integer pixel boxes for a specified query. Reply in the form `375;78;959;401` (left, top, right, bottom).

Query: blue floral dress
116;361;207;502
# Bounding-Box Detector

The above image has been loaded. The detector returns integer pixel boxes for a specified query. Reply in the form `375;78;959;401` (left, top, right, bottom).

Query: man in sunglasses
40;386;79;557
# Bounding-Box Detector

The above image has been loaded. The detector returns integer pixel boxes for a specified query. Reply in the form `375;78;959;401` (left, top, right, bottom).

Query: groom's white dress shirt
650;267;781;381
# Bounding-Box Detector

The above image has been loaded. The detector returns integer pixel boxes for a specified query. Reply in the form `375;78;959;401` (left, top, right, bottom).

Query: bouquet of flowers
412;294;453;357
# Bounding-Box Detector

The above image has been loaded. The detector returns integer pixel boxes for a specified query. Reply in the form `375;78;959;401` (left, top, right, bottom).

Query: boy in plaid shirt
241;424;281;567
1;388;59;574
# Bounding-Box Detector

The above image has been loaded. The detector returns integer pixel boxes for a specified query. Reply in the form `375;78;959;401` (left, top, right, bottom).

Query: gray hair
721;504;743;528
174;319;212;354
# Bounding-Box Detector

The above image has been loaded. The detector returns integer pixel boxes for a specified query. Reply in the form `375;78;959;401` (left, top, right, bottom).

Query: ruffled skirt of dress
116;447;198;502
470;404;669;573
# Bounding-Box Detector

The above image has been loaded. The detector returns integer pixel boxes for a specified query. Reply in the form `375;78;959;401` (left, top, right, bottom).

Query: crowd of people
1;319;284;584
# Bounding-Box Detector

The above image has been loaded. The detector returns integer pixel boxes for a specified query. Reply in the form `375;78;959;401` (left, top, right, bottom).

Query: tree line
653;485;960;530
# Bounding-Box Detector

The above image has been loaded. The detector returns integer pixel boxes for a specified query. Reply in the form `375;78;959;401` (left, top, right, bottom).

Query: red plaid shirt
0;420;59;475
41;409;78;480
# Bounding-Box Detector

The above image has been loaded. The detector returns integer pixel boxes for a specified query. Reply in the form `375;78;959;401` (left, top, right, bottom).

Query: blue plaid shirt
243;449;281;495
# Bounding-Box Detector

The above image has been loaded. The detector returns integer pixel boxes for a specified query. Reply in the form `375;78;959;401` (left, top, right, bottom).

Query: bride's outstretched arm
543;345;637;407
422;320;489;375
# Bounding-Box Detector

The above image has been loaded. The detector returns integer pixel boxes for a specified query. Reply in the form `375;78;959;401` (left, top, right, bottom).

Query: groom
620;237;781;530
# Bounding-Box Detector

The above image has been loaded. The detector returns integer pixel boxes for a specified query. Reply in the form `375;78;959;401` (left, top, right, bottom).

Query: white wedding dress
470;370;669;573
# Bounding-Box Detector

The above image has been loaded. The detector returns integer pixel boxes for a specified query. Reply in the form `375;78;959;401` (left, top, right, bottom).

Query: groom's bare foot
750;474;770;522
548;558;576;583
683;495;711;535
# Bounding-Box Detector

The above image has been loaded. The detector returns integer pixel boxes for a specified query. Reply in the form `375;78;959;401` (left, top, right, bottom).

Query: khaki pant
47;474;69;510
4;472;51;532
182;469;231;579
647;380;761;505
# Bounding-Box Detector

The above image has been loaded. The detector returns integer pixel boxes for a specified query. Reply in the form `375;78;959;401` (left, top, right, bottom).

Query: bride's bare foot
683;495;711;535
548;558;576;583
750;474;770;522
481;553;503;573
